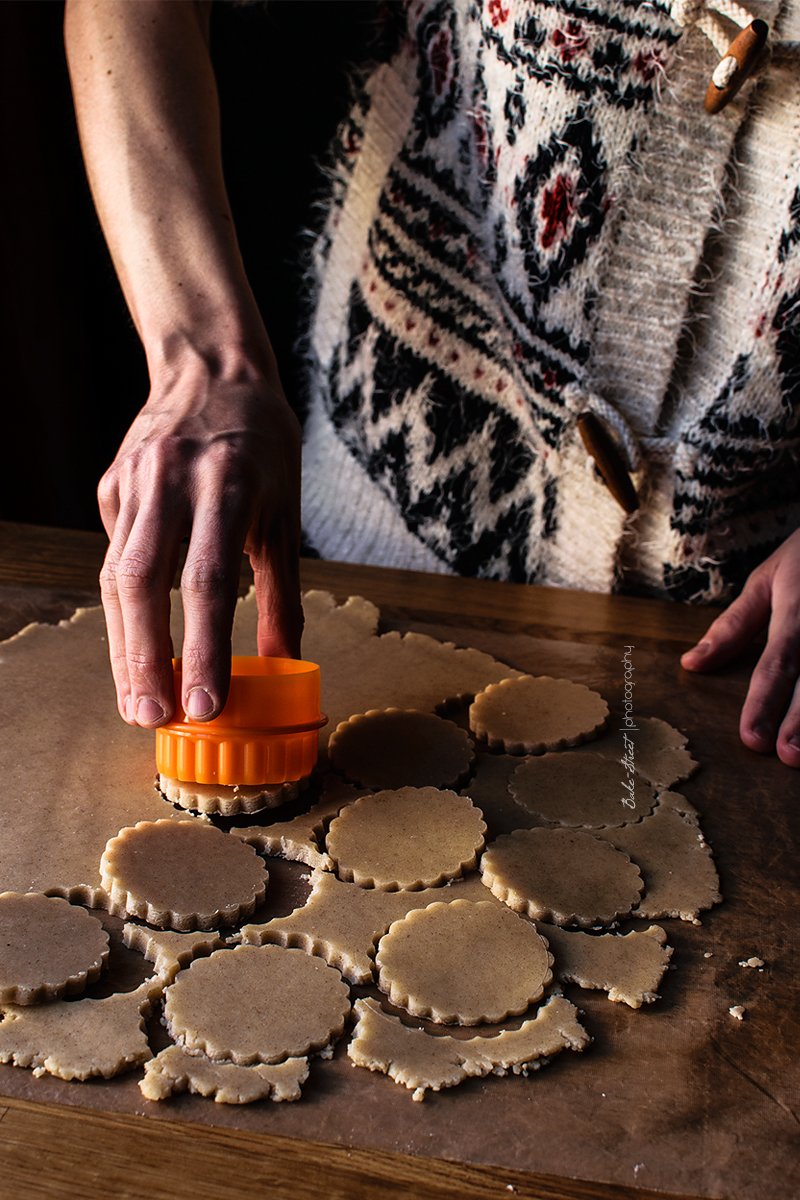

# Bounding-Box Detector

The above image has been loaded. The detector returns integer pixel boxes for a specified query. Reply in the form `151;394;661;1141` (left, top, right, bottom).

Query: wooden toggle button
577;411;639;514
704;19;769;114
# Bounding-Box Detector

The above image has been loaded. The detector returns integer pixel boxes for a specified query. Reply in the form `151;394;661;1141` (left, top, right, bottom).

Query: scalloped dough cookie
542;923;673;1007
101;820;268;931
510;753;656;828
158;774;303;817
0;893;109;1005
164;944;351;1065
375;900;552;1025
470;675;609;754
141;1044;309;1104
480;828;643;926
233;780;369;871
327;709;474;790
0;977;162;1081
325;787;486;891
348;994;589;1100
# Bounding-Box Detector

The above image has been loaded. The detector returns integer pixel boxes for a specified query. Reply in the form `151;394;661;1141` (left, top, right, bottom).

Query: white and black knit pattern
303;0;800;601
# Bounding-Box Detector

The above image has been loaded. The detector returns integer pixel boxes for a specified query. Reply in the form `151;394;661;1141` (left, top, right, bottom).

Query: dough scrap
122;924;225;984
232;781;368;870
510;753;656;828
541;923;673;1008
594;795;722;922
299;590;522;743
325;787;486;891
348;994;589;1099
163;944;351;1065
100;819;268;931
375;900;552;1025
158;774;303;817
0;892;109;1005
470;675;609;755
574;717;698;790
237;869;494;985
328;709;474;791
0;977;163;1081
140;1044;309;1104
480;828;643;926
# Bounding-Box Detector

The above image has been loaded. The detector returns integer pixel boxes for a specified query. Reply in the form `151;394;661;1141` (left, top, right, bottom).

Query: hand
681;528;800;767
98;351;303;728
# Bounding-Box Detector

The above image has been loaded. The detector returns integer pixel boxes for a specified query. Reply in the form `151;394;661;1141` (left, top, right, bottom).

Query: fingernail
752;721;773;744
186;687;214;720
688;640;711;658
136;696;165;725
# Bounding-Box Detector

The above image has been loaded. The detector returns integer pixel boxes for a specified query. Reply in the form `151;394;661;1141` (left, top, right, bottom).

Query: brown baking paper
0;586;797;1200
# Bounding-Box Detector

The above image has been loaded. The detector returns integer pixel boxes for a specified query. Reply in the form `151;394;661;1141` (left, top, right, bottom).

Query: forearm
64;0;272;383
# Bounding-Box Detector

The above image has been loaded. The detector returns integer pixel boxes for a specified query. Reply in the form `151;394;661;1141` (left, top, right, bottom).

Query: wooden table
0;521;780;1200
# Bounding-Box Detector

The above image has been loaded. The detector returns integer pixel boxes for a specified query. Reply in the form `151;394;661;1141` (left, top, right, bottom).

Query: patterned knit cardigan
302;0;800;602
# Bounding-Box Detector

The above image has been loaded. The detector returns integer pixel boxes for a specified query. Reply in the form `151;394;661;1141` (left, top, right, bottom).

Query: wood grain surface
0;521;794;1200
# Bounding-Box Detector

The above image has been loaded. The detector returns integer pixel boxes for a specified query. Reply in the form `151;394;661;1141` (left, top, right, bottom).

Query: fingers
680;571;771;674
250;524;304;660
739;573;800;768
98;456;187;726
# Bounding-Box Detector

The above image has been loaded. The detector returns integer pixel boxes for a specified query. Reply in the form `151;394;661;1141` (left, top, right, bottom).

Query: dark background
0;0;379;532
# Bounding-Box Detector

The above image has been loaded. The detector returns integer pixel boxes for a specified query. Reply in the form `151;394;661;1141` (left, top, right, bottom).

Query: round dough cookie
375;899;552;1025
158;774;303;818
0;892;109;1005
164;944;351;1064
325;787;486;891
510;753;656;827
327;709;474;790
480;829;643;927
470;676;609;754
100;820;268;931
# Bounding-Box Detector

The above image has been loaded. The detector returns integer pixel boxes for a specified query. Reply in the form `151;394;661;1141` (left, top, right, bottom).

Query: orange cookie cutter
155;657;327;787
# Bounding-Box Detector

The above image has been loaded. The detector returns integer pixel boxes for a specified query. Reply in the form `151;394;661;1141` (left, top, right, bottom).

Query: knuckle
758;643;800;685
115;553;161;599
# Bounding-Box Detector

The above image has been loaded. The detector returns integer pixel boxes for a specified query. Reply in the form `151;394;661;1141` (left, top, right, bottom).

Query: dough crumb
729;1005;746;1020
738;957;764;969
704;952;713;958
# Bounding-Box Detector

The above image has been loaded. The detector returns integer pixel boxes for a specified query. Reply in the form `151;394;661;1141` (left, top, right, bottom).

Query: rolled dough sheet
325;787;486;890
328;709;475;790
140;1044;309;1104
299;590;522;743
348;994;590;1100
0;607;201;902
0;892;109;1005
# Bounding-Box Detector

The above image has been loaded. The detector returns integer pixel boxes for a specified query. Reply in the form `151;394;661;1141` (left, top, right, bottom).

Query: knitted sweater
302;0;800;602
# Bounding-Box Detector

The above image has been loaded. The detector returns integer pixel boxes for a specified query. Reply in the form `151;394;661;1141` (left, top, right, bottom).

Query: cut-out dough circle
325;787;486;891
480;828;643;926
164;944;351;1065
510;753;656;827
328;709;475;790
0;892;109;1005
376;899;553;1025
470;675;609;754
100;820;268;931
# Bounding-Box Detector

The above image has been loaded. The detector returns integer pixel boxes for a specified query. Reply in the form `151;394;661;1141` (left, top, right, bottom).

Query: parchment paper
0;587;797;1200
